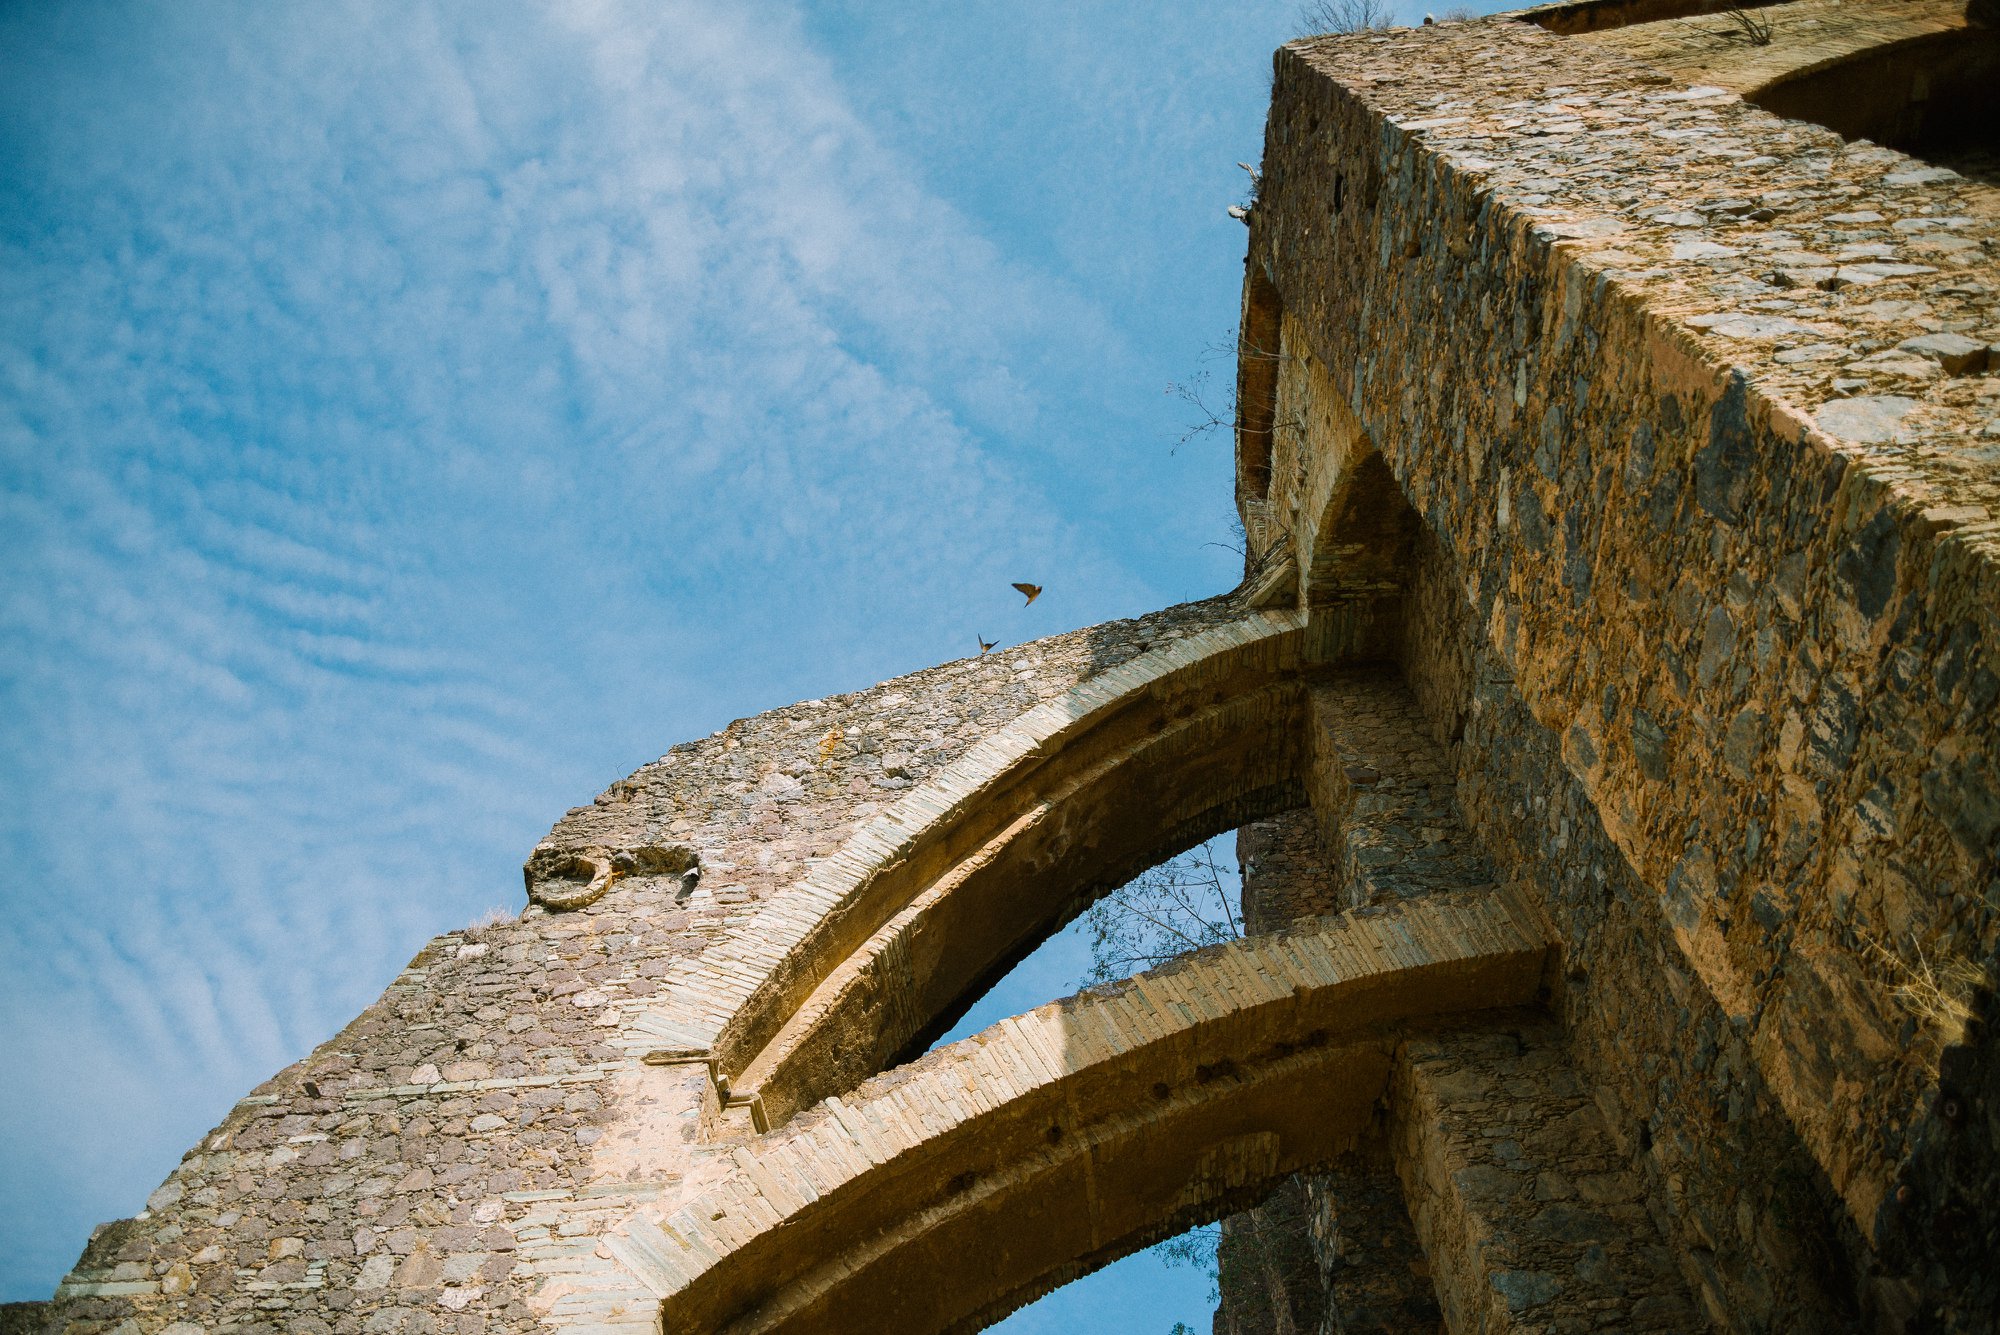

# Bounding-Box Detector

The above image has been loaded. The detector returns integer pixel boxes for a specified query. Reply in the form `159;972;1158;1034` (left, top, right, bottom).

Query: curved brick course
626;889;1547;1334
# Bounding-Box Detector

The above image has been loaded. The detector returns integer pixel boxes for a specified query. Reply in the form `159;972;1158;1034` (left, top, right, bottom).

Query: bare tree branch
1296;0;1396;35
1079;838;1242;986
1167;329;1299;457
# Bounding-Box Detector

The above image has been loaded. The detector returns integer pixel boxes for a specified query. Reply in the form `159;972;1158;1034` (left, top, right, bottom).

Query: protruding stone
1814;395;1922;444
1897;332;1988;375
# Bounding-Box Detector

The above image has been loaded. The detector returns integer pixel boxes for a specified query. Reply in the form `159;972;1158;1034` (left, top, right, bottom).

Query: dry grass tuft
1721;4;1774;45
1860;929;1984;1050
462;905;517;943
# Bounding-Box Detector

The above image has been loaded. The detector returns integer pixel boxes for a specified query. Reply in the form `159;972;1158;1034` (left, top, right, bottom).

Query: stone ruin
10;0;1999;1330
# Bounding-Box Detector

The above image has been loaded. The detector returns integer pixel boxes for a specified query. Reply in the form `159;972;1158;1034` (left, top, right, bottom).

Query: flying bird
979;636;997;655
1012;583;1042;606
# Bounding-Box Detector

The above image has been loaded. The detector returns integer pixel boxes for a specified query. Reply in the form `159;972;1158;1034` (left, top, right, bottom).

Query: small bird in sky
1012;582;1042;606
1227;204;1251;223
978;636;997;655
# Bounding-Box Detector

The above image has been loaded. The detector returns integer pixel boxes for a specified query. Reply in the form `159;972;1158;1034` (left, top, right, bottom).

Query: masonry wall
1224;812;1445;1335
22;7;2000;1334
1236;10;1999;1329
31;601;1245;1333
1410;538;1864;1329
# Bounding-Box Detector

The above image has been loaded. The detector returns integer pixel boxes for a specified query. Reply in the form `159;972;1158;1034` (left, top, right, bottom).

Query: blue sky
931;840;1239;1330
0;0;1481;1317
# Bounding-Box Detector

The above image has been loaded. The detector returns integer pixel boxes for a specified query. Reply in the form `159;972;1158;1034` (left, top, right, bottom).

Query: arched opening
1748;27;2000;182
927;826;1370;1332
625;888;1548;1334
982;1230;1220;1332
1237;262;1283;525
723;629;1311;1131
919;836;1298;1333
619;612;1311;1138
1280;326;1420;666
922;838;1245;1055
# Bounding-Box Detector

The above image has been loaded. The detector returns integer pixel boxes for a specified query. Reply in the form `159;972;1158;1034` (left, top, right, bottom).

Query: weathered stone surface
1238;809;1340;933
1300;1151;1442;1335
1394;1022;1699;1334
1900;332;1991;376
0;1304;51;1335
1307;676;1498;910
1214;1177;1328;1335
1238;5;1998;1326
23;1;1999;1331
1815;393;1924;443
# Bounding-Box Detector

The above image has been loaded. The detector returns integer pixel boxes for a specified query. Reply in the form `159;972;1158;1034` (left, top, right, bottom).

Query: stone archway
614;888;1548;1334
527;601;1571;1333
623;609;1321;1134
1246;312;1422;665
29;12;2000;1333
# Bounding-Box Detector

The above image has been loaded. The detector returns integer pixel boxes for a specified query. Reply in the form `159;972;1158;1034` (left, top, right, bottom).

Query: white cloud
1;0;1185;1295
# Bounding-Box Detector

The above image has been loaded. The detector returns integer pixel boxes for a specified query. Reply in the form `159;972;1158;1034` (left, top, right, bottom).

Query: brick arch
608;888;1548;1334
623;609;1320;1134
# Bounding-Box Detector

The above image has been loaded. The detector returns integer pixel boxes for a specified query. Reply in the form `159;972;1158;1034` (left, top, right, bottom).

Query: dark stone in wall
1213;1179;1326;1335
1238;812;1338;933
1836;507;1903;625
0;1305;50;1335
1694;371;1756;525
1302;1152;1443;1335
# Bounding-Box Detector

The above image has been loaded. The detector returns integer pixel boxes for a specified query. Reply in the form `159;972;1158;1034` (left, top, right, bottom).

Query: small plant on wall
1720;2;1774;44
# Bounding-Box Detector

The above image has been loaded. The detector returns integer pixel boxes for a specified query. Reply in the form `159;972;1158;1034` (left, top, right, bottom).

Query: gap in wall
925;837;1244;1053
921;839;1246;1333
984;1235;1220;1335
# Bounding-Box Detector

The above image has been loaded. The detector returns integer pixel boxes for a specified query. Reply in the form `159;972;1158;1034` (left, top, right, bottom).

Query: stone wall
1213;1176;1325;1335
22;2;2000;1332
0;1307;52;1335
1393;1019;1698;1334
1230;3;1998;1328
1227;814;1445;1335
32;599;1260;1333
1426;542;1871;1328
